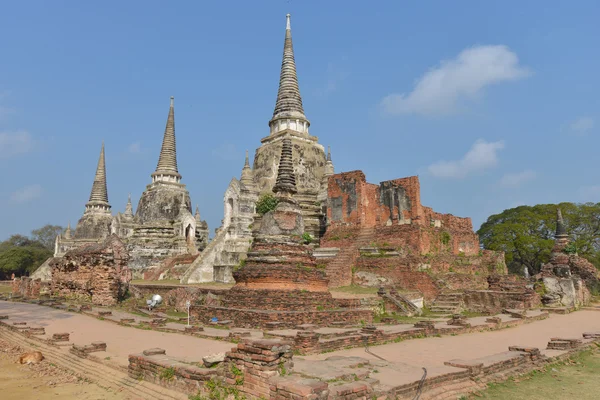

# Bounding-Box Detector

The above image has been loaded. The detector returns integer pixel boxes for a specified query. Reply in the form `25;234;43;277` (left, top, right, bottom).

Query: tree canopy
477;202;600;275
31;224;65;250
0;224;62;279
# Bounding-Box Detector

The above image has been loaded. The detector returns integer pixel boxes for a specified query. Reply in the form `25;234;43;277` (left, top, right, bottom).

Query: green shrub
563;243;578;255
256;193;279;215
302;232;313;244
160;367;175;380
440;231;451;245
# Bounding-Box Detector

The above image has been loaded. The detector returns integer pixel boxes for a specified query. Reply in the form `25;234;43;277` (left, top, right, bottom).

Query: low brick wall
130;284;229;300
128;348;219;395
11;277;43;298
463;290;541;313
192;306;373;329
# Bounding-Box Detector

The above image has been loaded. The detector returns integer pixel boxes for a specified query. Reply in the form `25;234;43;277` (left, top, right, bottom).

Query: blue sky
1;1;599;240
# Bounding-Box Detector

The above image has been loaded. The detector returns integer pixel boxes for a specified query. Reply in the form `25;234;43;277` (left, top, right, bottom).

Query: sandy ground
303;310;600;386
0;301;235;367
0;338;128;400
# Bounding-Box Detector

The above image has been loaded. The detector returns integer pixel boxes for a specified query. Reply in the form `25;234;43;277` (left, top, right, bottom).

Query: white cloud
499;170;536;188
10;184;42;203
128;142;142;154
381;45;531;116
0;131;35;159
428;139;505;179
568;117;594;136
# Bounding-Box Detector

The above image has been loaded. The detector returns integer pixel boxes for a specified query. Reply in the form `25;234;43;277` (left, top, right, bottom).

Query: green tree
31;224;64;250
0;234;53;279
255;193;279;215
478;202;600;275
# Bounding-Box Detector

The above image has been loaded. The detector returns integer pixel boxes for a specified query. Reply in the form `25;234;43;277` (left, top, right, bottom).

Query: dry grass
467;346;600;399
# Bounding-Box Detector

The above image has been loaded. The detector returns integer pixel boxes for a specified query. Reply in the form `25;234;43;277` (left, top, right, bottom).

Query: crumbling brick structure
319;171;506;291
194;140;372;327
325;172;479;254
11;277;43;298
50;234;131;306
537;209;596;308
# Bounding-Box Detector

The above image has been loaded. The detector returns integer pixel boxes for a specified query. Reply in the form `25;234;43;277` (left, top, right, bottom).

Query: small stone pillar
294;331;321;354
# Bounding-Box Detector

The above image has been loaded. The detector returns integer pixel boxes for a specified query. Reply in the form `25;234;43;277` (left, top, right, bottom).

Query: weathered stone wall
135;182;191;225
72;212;113;240
325;171;480;256
50;235;131;306
463;290;541;313
253;134;326;195
192;305;373;329
11;277;43;298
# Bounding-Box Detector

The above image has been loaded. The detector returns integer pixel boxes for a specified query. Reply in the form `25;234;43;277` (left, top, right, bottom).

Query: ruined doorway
185;224;194;245
225;198;234;226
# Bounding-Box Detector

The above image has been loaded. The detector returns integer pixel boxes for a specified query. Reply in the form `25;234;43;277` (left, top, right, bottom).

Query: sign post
185;300;191;327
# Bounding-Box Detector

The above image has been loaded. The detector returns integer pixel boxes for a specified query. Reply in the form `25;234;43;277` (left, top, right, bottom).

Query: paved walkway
302;310;600;388
3;300;600;392
0;301;234;367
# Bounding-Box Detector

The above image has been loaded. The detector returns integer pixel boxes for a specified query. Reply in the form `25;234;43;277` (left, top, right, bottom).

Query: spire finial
124;193;134;218
170;96;174;107
86;142;111;212
286;13;291;30
270;14;308;129
65;222;72;239
245;150;249;166
152;97;181;181
273;138;297;195
327;145;331;162
556;208;567;238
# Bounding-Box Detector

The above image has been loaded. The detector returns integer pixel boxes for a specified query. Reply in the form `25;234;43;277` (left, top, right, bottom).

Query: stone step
0;327;186;400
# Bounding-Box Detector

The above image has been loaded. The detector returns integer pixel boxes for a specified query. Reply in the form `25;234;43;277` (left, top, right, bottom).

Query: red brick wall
326;171;480;255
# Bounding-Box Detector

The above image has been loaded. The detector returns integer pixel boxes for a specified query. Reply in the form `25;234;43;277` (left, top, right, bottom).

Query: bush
302;232;313;244
256;193;279;215
563;242;578;255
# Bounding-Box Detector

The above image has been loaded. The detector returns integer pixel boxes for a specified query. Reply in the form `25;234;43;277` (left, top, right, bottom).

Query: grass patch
467;347;600;399
0;285;12;294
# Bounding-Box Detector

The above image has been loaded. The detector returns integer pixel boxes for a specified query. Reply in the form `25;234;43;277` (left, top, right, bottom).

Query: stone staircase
325;227;375;287
0;327;186;400
180;228;228;283
430;292;464;315
382;290;422;316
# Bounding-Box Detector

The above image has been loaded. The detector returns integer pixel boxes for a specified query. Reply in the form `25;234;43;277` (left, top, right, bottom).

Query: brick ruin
537;209;596;309
11;277;44;298
193;139;372;328
50;234;131;306
316;171;507;300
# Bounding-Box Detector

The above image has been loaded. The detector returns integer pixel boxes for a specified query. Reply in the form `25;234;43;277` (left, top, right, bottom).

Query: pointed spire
324;145;334;176
195;205;201;222
273;138;297;195
85;142;111;212
124;193;134;218
270;14;309;131
64;222;72;239
556;208;568;238
152;96;181;182
240;149;255;189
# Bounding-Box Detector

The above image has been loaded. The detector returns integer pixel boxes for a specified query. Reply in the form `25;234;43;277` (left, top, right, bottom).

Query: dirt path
0;338;128;400
0;301;234;367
